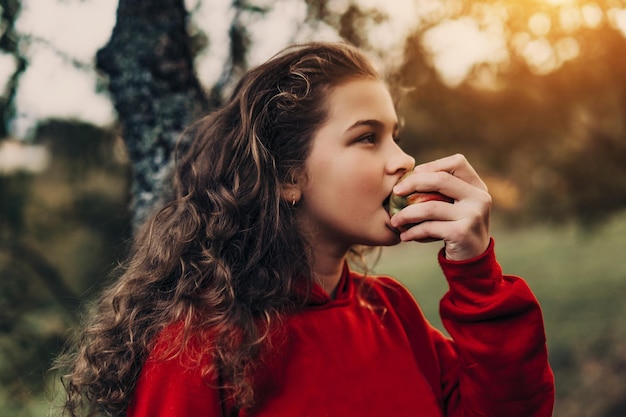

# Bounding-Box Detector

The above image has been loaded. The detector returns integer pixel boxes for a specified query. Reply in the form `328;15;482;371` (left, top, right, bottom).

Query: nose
386;142;415;175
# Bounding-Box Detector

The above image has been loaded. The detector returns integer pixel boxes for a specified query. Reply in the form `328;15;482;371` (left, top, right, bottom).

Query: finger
393;170;489;204
393;196;491;260
400;219;490;260
398;219;447;243
390;198;457;230
411;154;487;192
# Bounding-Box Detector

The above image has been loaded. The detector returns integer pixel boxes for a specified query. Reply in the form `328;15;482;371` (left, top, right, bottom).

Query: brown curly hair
56;41;380;416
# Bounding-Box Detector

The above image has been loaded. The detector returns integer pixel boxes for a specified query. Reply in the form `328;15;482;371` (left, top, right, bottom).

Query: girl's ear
281;170;304;206
281;185;301;206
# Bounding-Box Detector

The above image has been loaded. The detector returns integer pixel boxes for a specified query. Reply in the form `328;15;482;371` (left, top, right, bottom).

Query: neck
296;217;350;299
311;244;348;299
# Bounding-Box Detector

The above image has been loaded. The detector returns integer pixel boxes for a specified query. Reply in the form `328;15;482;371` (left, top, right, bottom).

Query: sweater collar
307;262;352;306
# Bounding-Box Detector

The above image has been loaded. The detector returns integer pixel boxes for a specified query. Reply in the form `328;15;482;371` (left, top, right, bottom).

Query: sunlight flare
544;0;577;5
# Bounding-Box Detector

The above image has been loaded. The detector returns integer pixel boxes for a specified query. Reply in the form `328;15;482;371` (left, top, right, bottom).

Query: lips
382;197;391;214
386;171;453;216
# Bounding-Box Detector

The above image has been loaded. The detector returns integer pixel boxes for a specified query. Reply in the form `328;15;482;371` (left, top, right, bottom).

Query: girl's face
296;78;415;254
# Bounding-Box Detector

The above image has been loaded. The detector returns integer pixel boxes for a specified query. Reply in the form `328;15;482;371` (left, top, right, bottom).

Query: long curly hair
56;41;380;416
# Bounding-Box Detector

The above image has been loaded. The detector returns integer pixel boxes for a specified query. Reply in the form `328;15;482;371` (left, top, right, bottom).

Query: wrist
443;236;491;262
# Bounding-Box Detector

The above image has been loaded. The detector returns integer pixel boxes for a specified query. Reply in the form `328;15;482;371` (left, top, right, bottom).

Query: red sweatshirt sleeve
438;238;555;417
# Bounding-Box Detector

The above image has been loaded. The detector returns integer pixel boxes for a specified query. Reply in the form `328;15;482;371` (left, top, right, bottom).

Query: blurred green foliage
397;6;626;226
0;119;130;414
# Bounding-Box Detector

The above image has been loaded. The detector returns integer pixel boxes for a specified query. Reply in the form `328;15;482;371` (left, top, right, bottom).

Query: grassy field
373;211;626;417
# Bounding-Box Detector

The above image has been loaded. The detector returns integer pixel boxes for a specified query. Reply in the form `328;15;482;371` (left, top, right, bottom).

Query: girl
58;42;554;417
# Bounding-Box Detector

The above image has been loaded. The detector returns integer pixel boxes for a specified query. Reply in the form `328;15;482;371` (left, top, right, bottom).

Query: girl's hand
389;154;492;261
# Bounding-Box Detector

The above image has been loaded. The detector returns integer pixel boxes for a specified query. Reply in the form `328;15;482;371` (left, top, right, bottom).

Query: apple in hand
387;171;454;216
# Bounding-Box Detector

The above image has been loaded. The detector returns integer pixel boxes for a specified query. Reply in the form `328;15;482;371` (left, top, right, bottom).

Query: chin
354;230;400;248
377;227;402;246
384;237;402;247
380;240;401;248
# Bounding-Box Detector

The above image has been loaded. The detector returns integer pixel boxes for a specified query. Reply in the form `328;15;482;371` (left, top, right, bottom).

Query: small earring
292;194;296;206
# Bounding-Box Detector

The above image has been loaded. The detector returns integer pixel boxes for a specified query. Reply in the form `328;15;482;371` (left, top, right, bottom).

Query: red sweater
128;239;554;417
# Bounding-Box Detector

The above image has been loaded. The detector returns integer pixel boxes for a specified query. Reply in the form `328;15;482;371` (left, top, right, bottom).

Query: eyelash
358;133;377;144
357;134;401;146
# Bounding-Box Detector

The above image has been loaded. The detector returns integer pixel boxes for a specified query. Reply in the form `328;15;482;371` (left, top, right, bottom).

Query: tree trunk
96;0;210;229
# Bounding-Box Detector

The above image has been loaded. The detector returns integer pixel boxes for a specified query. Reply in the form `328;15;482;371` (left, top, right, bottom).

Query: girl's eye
357;134;377;144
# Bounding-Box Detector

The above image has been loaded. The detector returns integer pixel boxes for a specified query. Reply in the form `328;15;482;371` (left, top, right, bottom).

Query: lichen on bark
96;0;210;229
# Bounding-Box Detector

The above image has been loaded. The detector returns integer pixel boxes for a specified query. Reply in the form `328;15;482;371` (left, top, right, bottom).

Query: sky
0;0;466;140
9;0;119;137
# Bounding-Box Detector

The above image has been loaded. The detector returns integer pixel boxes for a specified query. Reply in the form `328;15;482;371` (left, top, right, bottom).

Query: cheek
322;165;370;198
329;170;380;211
304;151;380;205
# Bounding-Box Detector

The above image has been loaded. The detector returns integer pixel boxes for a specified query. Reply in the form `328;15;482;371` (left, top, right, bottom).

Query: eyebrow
345;119;399;134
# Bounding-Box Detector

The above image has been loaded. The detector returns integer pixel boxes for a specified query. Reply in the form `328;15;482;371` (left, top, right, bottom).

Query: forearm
439;238;555;417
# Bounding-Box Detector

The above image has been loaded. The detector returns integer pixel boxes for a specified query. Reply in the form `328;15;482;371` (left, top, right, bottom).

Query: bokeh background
1;0;625;416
